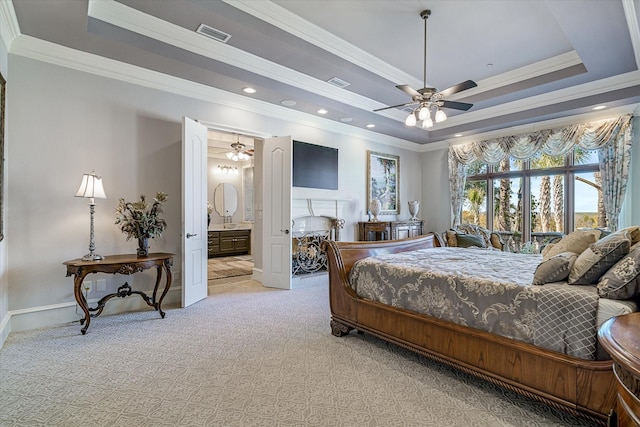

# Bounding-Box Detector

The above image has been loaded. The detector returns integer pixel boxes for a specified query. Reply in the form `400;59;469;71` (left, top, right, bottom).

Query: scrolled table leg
73;275;91;334
157;261;173;318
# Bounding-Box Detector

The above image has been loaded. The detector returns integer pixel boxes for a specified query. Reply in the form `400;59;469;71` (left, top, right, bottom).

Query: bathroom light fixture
216;165;239;175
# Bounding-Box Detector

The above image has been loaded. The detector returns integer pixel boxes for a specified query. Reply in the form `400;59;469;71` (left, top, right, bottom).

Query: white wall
421;146;451;236
6;55;426;332
0;22;9;346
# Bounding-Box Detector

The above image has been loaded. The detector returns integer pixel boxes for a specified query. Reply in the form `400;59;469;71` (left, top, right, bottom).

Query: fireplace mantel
292;198;351;221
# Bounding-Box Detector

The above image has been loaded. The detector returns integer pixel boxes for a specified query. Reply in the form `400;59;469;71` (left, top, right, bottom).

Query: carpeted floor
208;255;253;280
0;278;600;426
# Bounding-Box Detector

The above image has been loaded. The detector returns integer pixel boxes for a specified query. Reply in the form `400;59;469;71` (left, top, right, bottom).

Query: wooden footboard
322;234;615;425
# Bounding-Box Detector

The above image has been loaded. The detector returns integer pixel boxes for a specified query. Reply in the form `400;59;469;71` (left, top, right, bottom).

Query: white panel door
262;136;292;290
182;116;208;307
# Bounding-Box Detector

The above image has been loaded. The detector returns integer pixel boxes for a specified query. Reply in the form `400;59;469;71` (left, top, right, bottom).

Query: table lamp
75;170;107;261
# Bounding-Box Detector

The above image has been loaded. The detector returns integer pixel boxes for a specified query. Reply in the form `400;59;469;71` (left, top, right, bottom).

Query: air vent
327;77;350;88
196;24;231;43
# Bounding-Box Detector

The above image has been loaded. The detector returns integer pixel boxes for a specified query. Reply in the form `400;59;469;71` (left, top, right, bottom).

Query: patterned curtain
448;149;466;226
598;123;634;231
447;115;634;226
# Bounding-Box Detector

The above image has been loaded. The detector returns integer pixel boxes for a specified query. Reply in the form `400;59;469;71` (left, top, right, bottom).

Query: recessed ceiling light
281;100;297;107
317;108;328;115
366;124;375;128
340;117;353;122
454;133;463;137
592;105;607;110
242;87;256;94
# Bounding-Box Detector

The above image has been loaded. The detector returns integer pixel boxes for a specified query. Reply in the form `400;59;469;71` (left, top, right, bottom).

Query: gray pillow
568;231;631;285
597;246;640;299
532;252;577;285
455;233;486;248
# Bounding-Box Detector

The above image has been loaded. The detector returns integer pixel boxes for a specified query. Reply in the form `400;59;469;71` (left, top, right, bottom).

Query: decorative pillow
490;233;503;250
444;230;457;247
542;229;601;260
619;226;640;245
568;231;630;285
597;246;640;299
541;243;556;258
455;233;486;248
532;252;578;285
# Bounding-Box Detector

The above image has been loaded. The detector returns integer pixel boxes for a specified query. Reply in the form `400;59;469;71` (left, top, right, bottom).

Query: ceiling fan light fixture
435;108;447;123
418;105;430;121
422;116;434;129
405;111;417;126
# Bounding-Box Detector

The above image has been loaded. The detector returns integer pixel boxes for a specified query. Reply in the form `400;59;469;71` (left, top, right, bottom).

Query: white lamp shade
75;172;107;199
435;109;447;123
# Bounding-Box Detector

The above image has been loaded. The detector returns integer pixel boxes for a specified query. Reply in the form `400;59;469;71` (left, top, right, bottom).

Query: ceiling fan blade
373;102;417;112
437;80;477;98
396;85;421;98
440;100;474;111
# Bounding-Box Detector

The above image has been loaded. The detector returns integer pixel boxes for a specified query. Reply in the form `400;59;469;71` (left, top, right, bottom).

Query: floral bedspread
348;247;599;360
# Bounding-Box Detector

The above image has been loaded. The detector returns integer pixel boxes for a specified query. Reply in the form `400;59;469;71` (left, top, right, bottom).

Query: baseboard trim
6;286;182;334
0;311;10;349
252;267;263;283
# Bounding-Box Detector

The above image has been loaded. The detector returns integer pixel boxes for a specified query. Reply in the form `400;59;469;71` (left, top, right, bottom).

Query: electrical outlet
96;279;106;291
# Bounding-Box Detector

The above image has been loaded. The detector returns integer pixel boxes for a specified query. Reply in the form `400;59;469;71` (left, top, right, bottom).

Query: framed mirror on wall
0;71;5;241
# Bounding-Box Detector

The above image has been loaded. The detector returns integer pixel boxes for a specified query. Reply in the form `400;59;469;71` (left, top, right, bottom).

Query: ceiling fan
374;9;477;128
226;138;254;161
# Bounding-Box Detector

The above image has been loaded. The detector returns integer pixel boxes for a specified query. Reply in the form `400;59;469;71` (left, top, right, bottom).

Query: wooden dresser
358;220;424;241
208;229;251;258
598;313;640;426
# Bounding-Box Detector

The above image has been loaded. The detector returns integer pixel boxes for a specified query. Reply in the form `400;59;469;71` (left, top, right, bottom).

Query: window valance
450;114;633;165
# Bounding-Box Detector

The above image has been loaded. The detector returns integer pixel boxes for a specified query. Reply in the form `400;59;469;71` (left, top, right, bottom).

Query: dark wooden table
64;253;174;334
598;312;640;426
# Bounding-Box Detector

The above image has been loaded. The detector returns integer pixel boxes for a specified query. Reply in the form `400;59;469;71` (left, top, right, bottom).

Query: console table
64;253;174;335
598;313;640;426
358;220;424;241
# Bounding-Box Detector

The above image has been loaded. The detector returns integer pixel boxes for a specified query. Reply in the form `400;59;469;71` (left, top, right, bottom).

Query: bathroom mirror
243;167;254;222
213;183;238;217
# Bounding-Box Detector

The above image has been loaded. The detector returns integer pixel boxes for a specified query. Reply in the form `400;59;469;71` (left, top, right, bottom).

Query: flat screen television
292;140;338;190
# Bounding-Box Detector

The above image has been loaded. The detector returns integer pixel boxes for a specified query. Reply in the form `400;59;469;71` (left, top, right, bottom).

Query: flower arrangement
115;192;168;240
207;201;214;215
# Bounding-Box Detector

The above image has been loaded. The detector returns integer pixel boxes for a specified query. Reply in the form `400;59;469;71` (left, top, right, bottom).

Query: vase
137;237;149;257
369;199;382;222
408;201;420;220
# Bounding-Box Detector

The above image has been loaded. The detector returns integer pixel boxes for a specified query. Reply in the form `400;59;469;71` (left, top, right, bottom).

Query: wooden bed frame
322;233;616;425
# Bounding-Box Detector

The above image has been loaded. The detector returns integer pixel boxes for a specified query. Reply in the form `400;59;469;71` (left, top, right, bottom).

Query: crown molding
0;0;20;53
87;0;614;130
9;34;418;151
438;69;640;129
622;0;640;70
87;0;397;116
8;30;638;155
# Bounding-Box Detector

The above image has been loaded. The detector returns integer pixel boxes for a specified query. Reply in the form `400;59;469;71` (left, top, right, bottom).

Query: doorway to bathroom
206;129;256;282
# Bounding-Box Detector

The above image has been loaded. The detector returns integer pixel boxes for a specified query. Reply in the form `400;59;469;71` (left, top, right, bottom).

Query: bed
322;233;631;425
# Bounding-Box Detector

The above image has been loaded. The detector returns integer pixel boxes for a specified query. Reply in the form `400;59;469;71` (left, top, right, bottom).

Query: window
461;147;603;243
